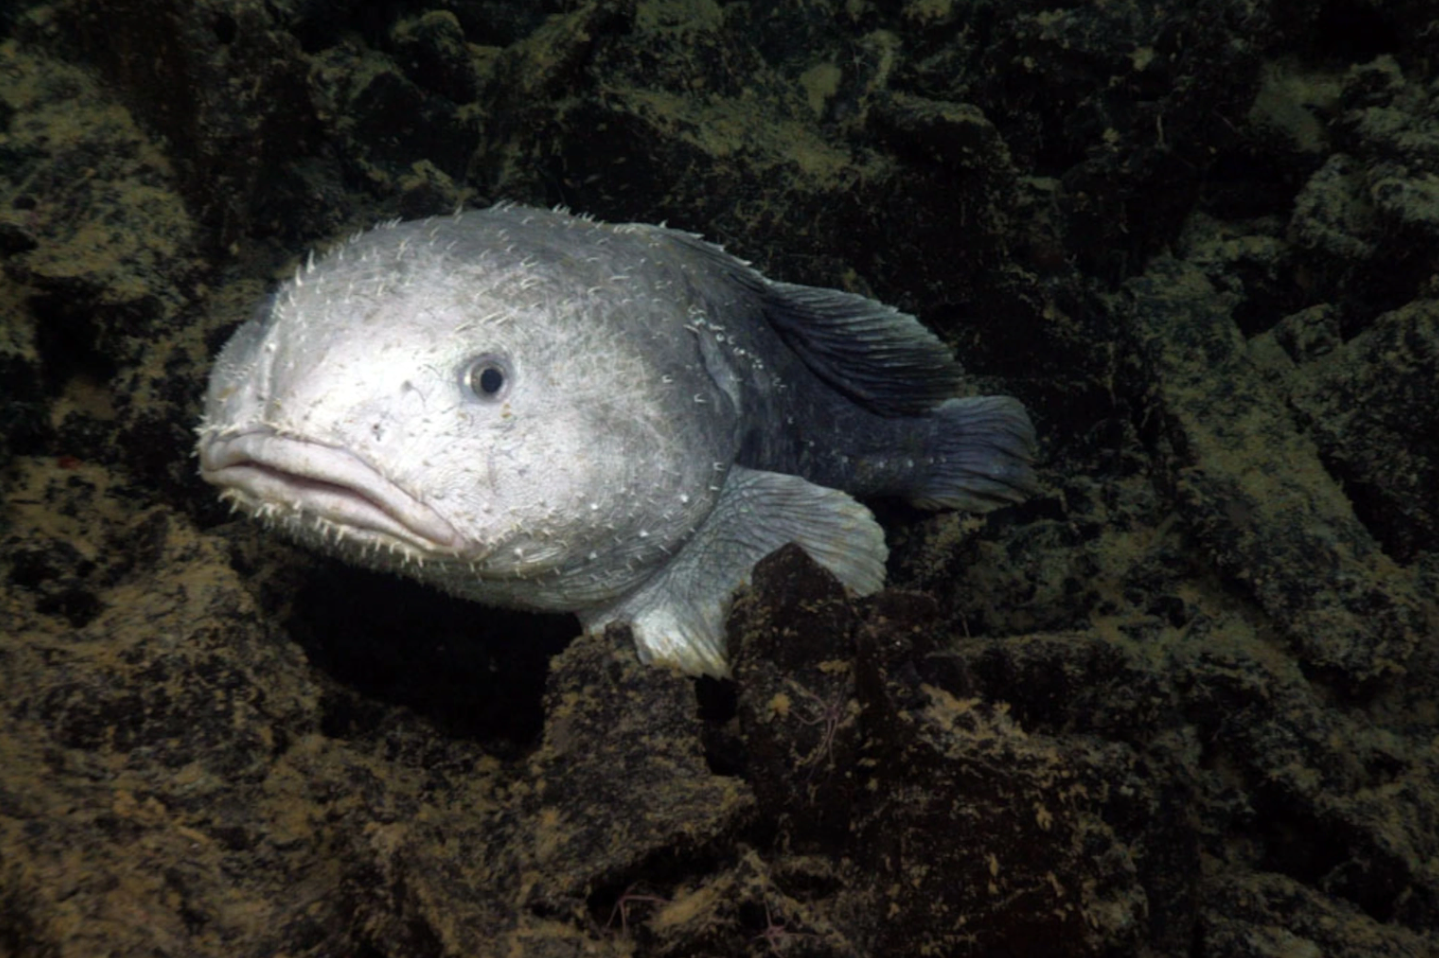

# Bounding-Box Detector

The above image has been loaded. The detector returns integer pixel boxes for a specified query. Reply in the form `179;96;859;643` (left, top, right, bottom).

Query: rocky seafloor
1;0;1437;955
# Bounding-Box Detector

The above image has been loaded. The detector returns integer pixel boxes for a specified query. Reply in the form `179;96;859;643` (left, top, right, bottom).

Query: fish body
197;204;1036;676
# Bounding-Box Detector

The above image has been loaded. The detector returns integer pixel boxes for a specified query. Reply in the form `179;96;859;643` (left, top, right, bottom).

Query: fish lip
198;428;468;556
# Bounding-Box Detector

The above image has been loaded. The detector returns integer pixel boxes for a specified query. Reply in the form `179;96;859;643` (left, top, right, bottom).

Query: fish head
197;220;732;600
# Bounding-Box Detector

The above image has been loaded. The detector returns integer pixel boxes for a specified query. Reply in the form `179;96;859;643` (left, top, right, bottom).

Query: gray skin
197;204;1036;676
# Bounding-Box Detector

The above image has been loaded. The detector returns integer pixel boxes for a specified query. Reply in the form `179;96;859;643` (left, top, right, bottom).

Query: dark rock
730;546;1198;956
1124;255;1428;686
1288;296;1438;565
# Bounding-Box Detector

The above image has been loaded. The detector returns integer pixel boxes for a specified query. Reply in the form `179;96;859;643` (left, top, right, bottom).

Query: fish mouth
198;429;466;557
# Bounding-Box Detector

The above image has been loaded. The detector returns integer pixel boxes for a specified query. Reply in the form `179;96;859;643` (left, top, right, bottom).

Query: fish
196;204;1038;677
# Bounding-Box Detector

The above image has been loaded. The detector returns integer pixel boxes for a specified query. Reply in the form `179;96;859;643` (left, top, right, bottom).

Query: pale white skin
199;212;731;614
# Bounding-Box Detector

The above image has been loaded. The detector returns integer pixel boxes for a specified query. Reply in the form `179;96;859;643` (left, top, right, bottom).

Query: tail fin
909;396;1039;511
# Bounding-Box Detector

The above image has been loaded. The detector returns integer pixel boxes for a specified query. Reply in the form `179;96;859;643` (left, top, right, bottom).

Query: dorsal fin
664;229;964;416
757;280;964;416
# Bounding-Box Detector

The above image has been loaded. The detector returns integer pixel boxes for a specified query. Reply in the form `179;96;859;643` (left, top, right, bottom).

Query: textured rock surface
2;0;1437;955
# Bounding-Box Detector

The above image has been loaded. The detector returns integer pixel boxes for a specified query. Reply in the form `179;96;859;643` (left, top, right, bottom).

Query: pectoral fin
579;466;887;677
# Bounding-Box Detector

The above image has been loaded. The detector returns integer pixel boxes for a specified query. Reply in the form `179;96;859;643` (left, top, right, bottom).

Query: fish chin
219;488;449;569
198;429;470;561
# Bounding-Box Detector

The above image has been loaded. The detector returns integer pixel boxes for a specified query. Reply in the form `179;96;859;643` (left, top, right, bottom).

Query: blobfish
197;204;1037;677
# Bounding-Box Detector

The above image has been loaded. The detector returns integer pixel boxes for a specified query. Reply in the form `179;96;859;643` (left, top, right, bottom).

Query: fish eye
461;353;512;402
